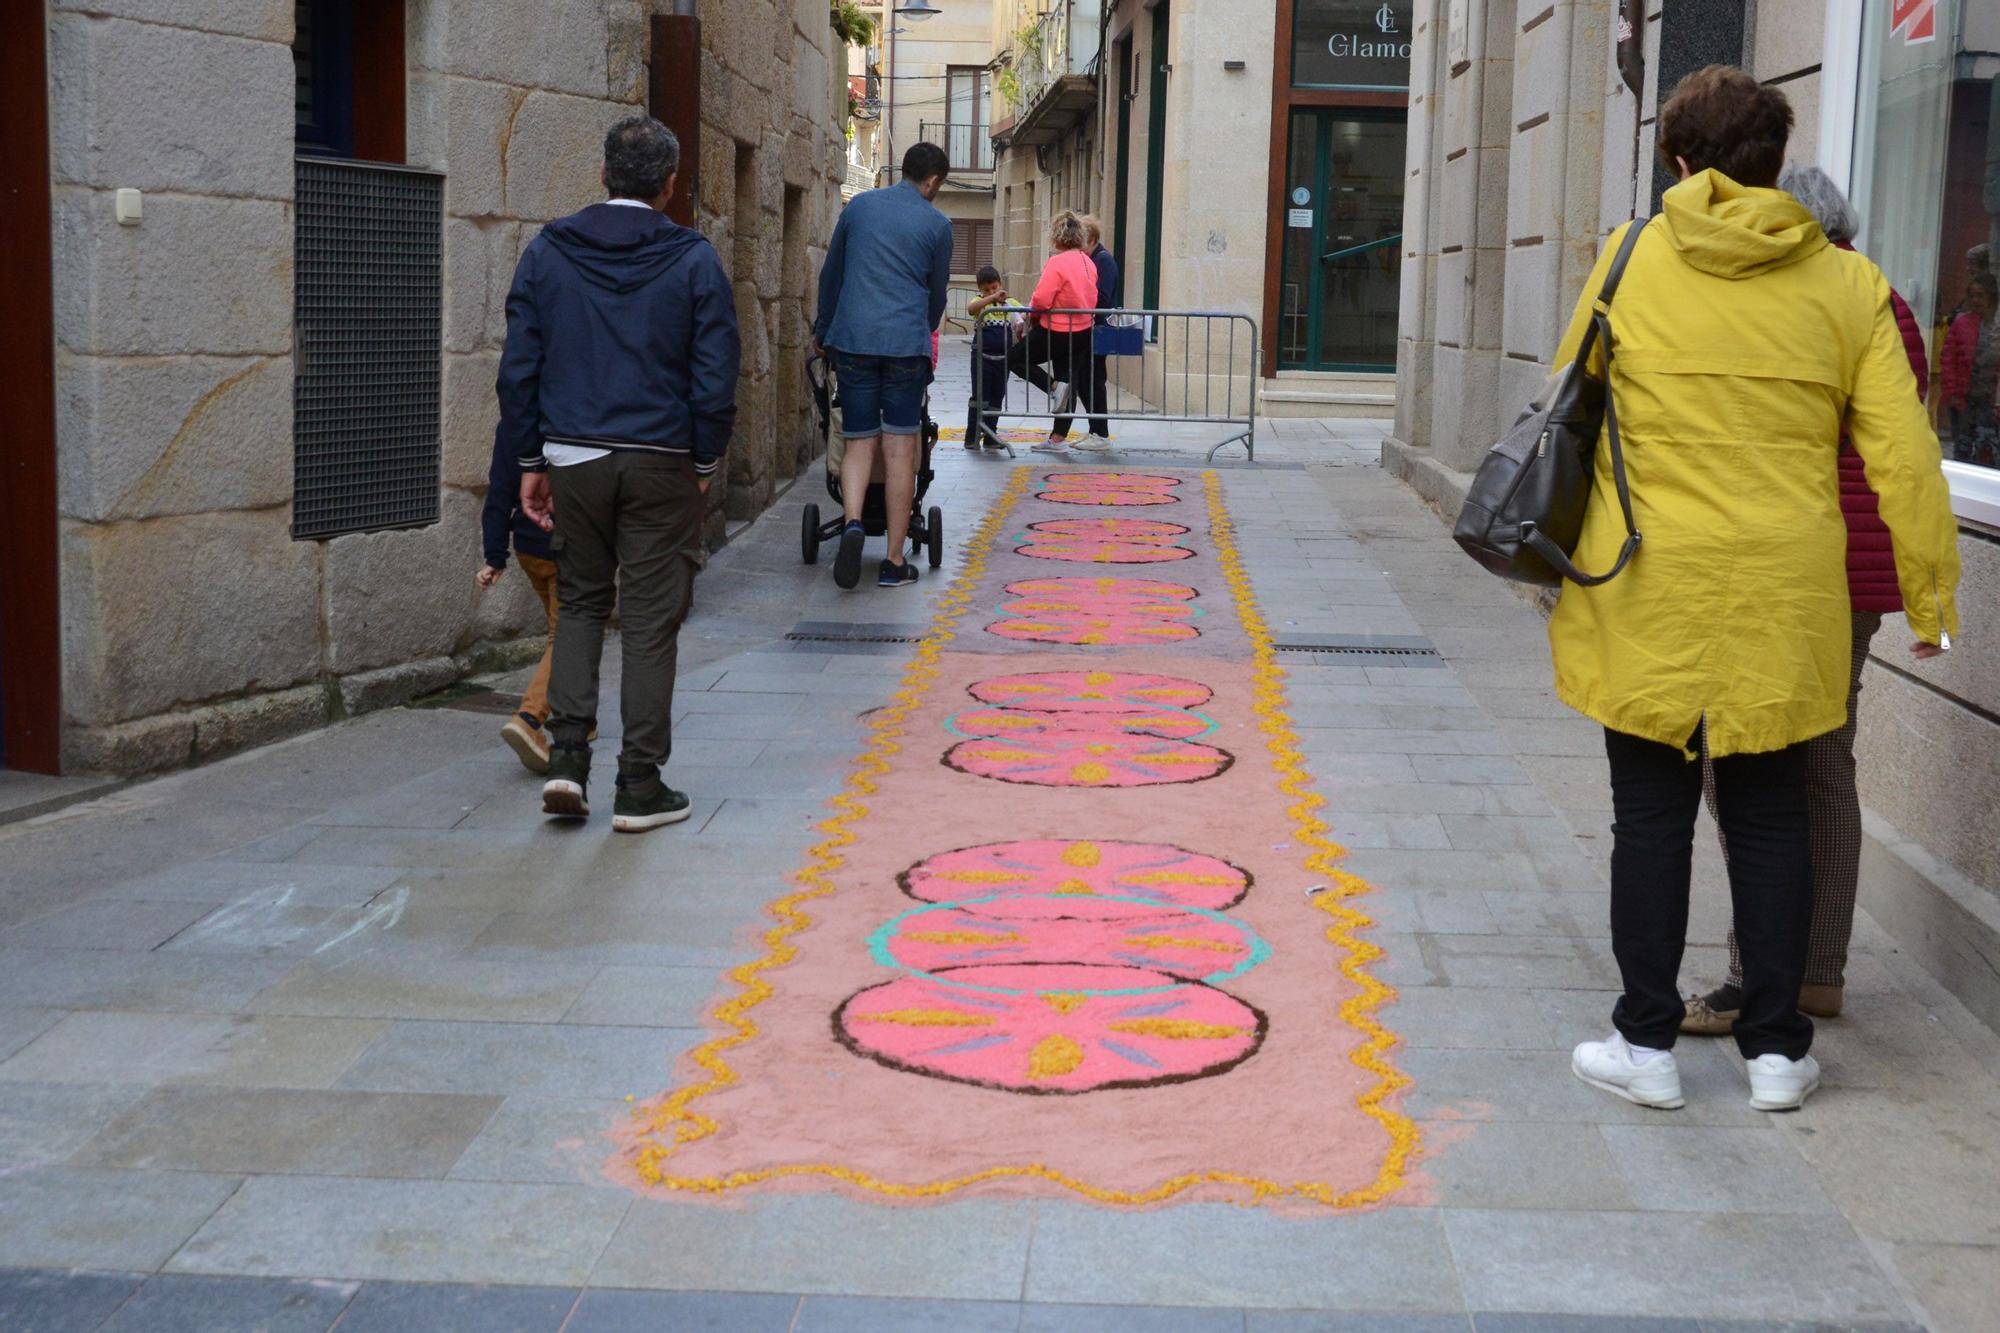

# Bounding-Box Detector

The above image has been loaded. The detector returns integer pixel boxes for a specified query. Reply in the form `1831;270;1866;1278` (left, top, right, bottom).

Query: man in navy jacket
502;116;741;833
1080;217;1123;447
811;142;953;589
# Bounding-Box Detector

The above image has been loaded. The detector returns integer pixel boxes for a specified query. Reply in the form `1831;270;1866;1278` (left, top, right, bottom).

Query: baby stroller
801;352;945;570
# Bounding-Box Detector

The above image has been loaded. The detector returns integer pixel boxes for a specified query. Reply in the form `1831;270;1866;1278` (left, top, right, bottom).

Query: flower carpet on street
612;468;1417;1210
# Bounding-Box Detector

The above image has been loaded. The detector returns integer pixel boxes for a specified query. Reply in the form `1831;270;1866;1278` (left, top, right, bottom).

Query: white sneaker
1572;1033;1684;1109
1744;1052;1820;1111
1030;439;1070;454
1071;436;1113;453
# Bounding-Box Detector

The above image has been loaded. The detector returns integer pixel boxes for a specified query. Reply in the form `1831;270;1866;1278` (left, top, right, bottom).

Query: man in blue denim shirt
811;143;954;589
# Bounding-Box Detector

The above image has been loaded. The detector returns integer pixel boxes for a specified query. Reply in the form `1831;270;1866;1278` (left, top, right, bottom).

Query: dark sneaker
612;776;693;833
879;559;919;588
501;712;550;774
833;522;866;590
541;745;590;819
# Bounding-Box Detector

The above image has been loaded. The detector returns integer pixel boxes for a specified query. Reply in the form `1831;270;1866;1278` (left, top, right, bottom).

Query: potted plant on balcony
830;0;874;46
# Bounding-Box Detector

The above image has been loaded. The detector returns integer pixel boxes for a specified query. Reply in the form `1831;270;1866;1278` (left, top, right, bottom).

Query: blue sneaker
879;559;919;588
833;521;866;589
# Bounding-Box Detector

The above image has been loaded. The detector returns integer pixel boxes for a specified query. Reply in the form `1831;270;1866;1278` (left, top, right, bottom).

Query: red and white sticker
1892;0;1937;45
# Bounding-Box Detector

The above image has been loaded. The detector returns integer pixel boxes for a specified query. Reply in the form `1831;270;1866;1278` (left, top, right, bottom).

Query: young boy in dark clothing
966;265;1014;449
476;425;561;775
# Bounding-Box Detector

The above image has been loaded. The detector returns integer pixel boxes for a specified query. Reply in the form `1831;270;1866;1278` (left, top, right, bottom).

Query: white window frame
1820;0;2000;530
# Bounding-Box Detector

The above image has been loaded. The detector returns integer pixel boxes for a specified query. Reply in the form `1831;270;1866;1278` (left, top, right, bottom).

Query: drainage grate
784;621;930;646
292;157;444;540
1272;634;1443;667
423;687;523;716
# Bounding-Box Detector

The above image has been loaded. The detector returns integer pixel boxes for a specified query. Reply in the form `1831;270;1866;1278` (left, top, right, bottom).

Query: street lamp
895;0;941;19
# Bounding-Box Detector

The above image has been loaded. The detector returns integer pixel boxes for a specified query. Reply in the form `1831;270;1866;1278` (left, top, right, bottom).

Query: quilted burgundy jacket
1838;241;1930;614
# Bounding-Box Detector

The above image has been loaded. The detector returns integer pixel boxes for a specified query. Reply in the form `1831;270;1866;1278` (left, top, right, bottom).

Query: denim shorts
835;352;929;438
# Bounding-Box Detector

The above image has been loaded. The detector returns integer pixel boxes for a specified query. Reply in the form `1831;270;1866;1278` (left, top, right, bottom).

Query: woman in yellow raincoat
1560;67;1960;1114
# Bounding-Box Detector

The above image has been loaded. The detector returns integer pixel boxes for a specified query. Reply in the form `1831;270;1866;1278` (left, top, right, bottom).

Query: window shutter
951;220;976;273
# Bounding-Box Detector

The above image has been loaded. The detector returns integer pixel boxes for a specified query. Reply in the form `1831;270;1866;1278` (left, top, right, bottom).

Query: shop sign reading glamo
1293;0;1413;90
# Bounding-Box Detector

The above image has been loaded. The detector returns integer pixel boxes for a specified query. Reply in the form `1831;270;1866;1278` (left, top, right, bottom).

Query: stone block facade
47;0;845;774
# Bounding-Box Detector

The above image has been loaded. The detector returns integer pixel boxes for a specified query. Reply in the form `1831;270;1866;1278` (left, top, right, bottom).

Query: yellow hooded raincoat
1549;171;1961;758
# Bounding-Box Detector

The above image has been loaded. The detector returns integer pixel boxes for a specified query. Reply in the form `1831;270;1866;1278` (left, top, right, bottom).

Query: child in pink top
1009;211;1101;452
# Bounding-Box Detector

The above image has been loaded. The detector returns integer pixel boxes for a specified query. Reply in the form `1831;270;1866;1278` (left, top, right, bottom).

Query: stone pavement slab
0;1167;241;1270
1249;1317;1470;1333
792;1295;1023;1332
443;1095;634;1188
331;1020;693;1098
0;1269;141;1332
245;960;600;1022
565;1288;800;1332
95;1273;358;1332
0;1080;152;1171
165;1176;632;1285
69;1086;500;1178
1021;1203;1461;1311
0;406;1991;1327
333;1280;578;1332
1442;1210;1907;1323
1020;1303;1249;1333
589;1197;1034;1301
0;1011;383;1088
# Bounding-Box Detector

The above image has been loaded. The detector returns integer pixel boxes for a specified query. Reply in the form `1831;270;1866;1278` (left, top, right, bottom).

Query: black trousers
546;452;705;780
1008;327;1097;437
1604;725;1815;1061
1085;351;1110;438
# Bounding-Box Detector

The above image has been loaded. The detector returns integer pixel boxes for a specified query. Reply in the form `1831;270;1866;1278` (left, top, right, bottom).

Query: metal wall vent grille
292;157;444;540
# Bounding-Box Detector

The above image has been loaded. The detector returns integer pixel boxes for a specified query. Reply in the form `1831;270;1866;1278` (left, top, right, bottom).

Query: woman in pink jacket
1008;211;1099;453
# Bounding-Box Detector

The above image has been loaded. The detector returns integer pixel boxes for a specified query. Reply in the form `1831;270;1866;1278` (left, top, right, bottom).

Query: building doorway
1277;107;1405;372
0;0;62;774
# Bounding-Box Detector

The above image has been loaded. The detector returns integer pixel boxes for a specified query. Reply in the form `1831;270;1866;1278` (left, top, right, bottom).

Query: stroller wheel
801;502;821;565
926;506;944;569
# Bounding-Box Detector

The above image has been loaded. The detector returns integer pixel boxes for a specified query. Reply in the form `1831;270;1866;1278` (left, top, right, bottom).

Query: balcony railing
919;120;994;173
843;159;879;197
1013;0;1102;115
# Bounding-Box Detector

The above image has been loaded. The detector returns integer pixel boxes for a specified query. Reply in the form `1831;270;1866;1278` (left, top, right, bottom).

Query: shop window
1291;0;1413;92
1848;0;2000;521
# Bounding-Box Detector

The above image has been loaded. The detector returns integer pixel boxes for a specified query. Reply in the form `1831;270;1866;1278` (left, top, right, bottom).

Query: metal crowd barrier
966;307;1260;462
940;284;983;334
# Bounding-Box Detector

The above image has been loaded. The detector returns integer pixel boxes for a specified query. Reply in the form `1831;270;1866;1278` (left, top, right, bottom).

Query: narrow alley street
1;357;1994;1331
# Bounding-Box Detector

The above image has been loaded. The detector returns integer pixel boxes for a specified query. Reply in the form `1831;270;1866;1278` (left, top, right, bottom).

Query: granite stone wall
49;0;844;774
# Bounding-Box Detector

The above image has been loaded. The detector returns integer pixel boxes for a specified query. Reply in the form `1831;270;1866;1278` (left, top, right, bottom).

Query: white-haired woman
1680;163;1935;1037
1008;210;1099;453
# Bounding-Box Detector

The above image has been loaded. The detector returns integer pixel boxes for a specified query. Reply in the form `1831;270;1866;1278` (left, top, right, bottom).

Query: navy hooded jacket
1089;244;1124;326
480;424;553;569
498;201;740;476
